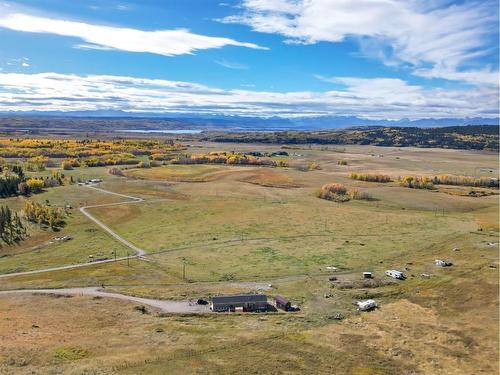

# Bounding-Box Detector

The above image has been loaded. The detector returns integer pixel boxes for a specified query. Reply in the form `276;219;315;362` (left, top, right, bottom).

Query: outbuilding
274;295;291;311
210;294;268;312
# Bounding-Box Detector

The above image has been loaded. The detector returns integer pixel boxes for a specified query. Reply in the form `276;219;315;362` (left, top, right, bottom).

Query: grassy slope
0;144;497;374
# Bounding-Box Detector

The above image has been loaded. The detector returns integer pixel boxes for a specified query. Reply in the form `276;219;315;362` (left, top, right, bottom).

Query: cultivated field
0;142;498;374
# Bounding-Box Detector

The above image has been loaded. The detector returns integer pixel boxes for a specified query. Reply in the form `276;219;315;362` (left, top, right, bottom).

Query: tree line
172;151;286;167
24;201;65;231
0;206;27;246
201;125;499;151
0;166;68;198
348;172;498;189
349;173;392;183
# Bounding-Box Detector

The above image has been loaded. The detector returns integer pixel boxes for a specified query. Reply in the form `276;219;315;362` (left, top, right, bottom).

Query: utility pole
182;258;186;280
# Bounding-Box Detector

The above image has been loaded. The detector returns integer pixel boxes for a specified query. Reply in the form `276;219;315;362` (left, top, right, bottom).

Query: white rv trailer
435;259;453;267
385;270;406;279
356;299;377;311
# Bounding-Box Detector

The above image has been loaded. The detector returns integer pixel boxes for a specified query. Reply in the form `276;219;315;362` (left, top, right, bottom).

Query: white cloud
0;72;497;119
73;44;113;51
115;4;132;11
222;0;499;85
215;59;249;69
0;12;267;56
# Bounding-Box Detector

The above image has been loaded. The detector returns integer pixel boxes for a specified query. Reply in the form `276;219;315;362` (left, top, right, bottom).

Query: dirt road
80;185;147;256
0;184;148;279
0;287;210;313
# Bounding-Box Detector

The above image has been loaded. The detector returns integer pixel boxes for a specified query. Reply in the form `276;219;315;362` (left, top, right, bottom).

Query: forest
200;125;499;150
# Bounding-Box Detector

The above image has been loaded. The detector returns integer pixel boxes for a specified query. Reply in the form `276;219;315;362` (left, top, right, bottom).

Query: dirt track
0;184;149;279
79;185;147;256
0;287;210;313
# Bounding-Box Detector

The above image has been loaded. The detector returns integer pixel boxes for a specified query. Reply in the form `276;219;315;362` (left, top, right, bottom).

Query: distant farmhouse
210;294;268;312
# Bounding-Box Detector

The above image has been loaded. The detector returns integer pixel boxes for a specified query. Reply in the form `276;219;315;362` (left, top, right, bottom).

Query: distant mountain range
0;111;497;132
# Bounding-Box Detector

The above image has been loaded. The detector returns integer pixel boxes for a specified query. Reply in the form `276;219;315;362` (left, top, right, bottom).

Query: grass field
0;143;498;374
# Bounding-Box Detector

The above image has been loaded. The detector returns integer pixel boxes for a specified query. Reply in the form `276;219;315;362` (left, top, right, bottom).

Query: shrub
54;347;89;362
18;182;30;196
337;160;348;165
317;183;350;202
138;161;151;168
349;173;391;183
432;174;498;188
61;161;73;170
350;189;373;200
308;162;321;170
24;200;65;230
26;178;45;194
108;167;124;176
399;176;435;190
322;183;347;195
134;305;149;314
220;272;236;281
150;153;172;161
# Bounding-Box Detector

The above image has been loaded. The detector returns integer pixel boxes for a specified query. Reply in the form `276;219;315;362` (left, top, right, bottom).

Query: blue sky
0;0;498;119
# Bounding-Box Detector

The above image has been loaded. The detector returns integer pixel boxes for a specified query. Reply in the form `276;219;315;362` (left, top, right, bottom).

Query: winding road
0;184;148;279
79;185;147;257
0;287;210;313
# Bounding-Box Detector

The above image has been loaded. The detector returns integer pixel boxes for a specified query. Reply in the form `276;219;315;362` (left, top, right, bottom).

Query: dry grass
0;143;497;374
238;168;302;188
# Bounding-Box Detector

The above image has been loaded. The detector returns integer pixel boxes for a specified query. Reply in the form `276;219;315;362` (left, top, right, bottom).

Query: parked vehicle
385;269;406;280
435;259;453;267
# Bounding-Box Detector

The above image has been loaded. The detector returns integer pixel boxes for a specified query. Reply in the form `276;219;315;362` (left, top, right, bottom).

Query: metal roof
212;294;267;304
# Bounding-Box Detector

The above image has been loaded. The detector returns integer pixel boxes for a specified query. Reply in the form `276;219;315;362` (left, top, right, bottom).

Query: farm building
210;294;268;312
385;270;406;279
274;295;291;311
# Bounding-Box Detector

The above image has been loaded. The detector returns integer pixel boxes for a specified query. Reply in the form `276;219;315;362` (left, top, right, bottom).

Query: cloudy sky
0;0;498;119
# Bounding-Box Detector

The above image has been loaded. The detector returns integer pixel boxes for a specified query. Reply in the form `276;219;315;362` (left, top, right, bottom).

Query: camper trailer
356;299;377;311
385;269;406;280
435;259;453;267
